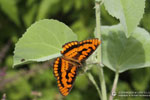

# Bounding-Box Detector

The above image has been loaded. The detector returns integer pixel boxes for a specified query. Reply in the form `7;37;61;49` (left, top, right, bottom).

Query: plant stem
95;0;101;63
87;72;102;100
95;1;101;41
95;0;107;100
98;66;107;100
109;72;119;100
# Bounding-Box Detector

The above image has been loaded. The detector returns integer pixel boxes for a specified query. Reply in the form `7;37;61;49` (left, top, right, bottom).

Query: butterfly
53;38;101;96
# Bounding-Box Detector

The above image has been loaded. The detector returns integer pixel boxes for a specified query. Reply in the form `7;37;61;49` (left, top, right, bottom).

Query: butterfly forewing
77;38;101;62
61;41;79;57
53;57;78;96
61;38;101;62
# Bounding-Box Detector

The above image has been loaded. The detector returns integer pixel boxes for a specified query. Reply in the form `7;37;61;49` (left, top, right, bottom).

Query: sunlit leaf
102;24;150;73
104;0;145;37
13;19;77;67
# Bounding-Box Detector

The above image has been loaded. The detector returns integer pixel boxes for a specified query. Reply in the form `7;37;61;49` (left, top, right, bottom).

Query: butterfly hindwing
53;57;78;96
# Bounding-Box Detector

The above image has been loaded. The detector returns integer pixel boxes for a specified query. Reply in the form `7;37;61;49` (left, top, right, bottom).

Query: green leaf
104;0;145;37
13;19;77;67
102;24;150;73
0;0;20;26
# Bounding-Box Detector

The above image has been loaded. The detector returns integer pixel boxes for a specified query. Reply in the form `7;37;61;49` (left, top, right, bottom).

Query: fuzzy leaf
104;0;145;37
0;0;20;26
13;19;77;67
102;24;150;73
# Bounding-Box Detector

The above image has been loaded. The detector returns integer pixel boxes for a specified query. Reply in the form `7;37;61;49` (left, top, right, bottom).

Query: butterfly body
53;38;101;96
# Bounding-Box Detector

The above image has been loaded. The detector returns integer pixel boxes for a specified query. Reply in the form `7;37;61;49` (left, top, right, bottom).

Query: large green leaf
104;0;145;37
0;0;20;26
13;19;77;67
101;24;150;73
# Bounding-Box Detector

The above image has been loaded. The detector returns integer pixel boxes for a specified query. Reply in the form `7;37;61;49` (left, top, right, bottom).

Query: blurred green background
0;0;150;100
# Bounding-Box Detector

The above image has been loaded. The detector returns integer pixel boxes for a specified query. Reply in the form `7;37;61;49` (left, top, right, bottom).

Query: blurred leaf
26;0;35;6
13;19;77;67
75;74;89;90
62;0;73;13
0;0;20;26
131;68;150;90
101;24;150;73
65;91;82;100
31;69;53;88
38;89;57;100
36;0;59;20
104;0;145;37
5;55;13;68
71;20;90;41
23;4;38;27
141;14;150;32
91;65;99;76
11;34;18;44
117;81;131;91
75;0;82;10
114;81;131;99
6;77;31;100
86;72;101;99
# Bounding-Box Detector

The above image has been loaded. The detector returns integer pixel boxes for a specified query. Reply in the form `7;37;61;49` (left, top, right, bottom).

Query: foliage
13;19;77;66
104;0;145;37
0;0;150;100
101;24;150;72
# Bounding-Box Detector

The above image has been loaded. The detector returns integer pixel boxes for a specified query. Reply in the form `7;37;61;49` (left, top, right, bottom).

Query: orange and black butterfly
53;38;101;96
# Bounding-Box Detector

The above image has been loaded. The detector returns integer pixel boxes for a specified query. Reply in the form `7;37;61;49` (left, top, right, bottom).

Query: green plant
12;0;150;100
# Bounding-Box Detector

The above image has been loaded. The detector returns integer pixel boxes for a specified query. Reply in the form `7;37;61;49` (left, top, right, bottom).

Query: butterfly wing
77;38;101;62
61;38;101;62
61;41;79;59
53;57;78;96
54;38;101;96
